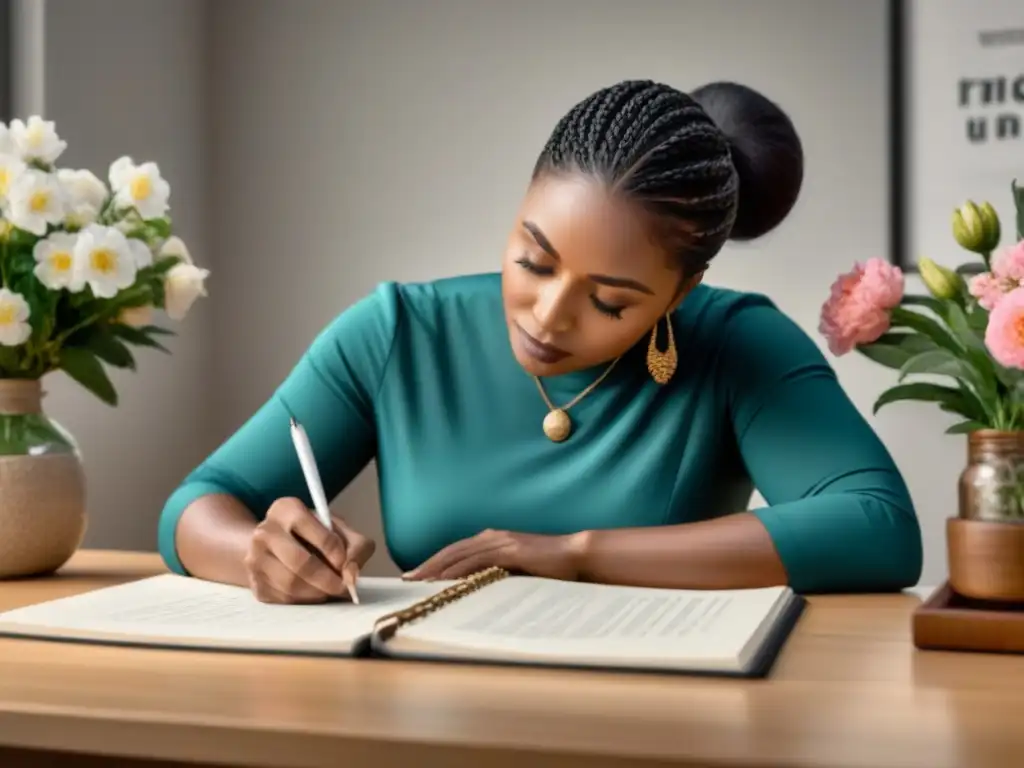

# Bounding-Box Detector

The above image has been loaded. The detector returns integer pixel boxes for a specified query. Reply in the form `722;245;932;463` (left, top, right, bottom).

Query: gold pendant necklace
533;357;621;442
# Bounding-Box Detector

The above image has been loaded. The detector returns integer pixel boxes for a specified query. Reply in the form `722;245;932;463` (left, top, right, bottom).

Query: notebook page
0;574;453;649
394;576;787;662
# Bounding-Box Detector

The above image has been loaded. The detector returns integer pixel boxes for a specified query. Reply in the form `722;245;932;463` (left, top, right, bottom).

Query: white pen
289;416;359;604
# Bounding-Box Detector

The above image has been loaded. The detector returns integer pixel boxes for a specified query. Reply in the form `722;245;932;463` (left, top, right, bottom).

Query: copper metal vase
950;430;1024;601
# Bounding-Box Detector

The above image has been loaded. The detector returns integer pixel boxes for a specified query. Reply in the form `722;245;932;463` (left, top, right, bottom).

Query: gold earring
646;314;677;385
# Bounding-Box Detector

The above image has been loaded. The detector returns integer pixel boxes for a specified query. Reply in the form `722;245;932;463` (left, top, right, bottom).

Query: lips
516;323;570;364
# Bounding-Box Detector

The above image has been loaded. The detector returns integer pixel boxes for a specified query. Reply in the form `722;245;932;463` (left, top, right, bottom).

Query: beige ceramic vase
0;379;87;578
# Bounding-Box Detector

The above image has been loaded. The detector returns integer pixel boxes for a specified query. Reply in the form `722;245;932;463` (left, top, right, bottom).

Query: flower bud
918;256;964;300
158;235;193;265
1013;179;1023;240
164;263;209;321
118;305;153;327
953;200;1001;254
979;202;1001;251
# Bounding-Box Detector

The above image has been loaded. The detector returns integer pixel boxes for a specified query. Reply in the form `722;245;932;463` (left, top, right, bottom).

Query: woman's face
501;172;701;377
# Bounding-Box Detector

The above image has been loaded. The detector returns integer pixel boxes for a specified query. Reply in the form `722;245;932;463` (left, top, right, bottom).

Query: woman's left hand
402;529;587;582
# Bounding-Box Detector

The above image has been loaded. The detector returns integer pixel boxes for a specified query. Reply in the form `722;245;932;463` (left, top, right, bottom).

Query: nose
533;280;574;334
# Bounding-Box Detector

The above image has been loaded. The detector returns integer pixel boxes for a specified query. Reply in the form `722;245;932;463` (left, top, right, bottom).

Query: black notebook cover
368;593;807;679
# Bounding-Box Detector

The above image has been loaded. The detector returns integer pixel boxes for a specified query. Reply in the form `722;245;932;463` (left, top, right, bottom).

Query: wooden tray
913;581;1024;654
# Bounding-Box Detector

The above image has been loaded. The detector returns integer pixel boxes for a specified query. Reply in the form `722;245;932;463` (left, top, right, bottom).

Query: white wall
23;0;218;551
25;0;962;586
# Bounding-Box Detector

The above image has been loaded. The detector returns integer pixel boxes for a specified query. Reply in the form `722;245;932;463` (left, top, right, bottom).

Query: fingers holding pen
246;497;350;604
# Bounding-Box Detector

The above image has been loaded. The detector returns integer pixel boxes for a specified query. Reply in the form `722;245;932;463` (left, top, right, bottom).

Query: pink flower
819;258;904;356
995;240;1024;281
985;286;1024;368
969;272;1004;310
968;240;1024;310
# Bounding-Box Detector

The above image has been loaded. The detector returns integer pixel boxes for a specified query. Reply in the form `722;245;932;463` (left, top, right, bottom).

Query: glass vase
0;379;87;578
958;430;1024;523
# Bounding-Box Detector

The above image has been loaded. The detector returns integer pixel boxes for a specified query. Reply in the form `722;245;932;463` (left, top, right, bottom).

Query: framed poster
891;0;1024;272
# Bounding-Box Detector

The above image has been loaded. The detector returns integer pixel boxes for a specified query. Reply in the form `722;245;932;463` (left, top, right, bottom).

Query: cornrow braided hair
532;79;803;277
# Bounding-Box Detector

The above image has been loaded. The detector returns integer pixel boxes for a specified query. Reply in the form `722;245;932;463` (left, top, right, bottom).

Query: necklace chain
533;356;621;413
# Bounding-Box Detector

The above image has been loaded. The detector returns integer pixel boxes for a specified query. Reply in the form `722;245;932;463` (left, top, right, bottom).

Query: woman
160;79;923;603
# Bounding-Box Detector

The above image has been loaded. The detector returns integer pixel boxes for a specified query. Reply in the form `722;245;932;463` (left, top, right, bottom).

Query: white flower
5;168;66;235
118;305;152;327
73;224;137;298
58;168;107;227
126;236;153;269
158;235;193;264
0;123;11;155
7;116;67;164
164;262;209;320
0;288;31;346
0;154;27;202
108;156;169;219
33;232;84;292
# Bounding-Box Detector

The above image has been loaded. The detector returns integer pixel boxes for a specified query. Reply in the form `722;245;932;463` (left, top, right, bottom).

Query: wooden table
0;551;1022;768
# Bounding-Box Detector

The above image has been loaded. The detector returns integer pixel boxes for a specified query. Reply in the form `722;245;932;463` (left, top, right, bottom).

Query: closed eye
516;255;626;319
515;256;553;276
591;295;625;319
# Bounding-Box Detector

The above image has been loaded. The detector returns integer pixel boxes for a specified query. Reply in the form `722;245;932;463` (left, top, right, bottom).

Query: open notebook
0;567;804;678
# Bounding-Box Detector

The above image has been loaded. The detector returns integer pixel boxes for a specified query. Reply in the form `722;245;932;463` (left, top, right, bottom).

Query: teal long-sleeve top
158;273;923;593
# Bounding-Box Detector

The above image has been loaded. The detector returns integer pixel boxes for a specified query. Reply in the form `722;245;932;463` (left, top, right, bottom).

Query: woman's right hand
243;496;376;604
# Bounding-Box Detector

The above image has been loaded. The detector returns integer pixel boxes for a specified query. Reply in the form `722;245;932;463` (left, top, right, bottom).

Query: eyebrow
523;221;560;259
522;220;655;296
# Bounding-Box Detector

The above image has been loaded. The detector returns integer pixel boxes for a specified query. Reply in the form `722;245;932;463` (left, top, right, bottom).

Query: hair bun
690;82;803;241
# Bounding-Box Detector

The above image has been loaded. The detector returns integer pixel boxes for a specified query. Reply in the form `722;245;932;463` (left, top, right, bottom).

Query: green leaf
62;324;137;370
59;347;117;406
857;333;936;370
946;420;987;434
946;303;984;349
0;346;21;376
894;346;996;422
148;255;180;275
119;215;172;244
4;246;35;279
956;262;987;276
858;343;914;369
879;332;936;353
151;278;167;307
7;271;58;343
889;307;961;354
146;217;172;238
872;382;987;422
4;228;39;249
3;244;58;346
898;349;965;380
966;302;989;332
900;295;947;317
995;364;1024;391
140;324;175;336
942;302;999;402
109;323;171;353
85;330;135;369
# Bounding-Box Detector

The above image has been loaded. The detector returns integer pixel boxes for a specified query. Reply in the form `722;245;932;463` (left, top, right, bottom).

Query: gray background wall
10;0;959;586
